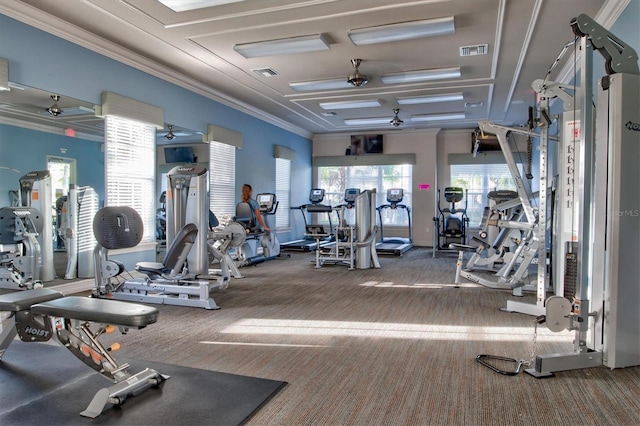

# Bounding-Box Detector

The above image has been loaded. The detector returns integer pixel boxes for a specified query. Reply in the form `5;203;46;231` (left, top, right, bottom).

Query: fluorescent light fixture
382;67;461;84
290;79;353;92
319;99;382;110
397;92;464;105
158;0;245;12
0;58;9;91
348;17;455;45
344;117;392;126
234;34;330;58
410;112;466;122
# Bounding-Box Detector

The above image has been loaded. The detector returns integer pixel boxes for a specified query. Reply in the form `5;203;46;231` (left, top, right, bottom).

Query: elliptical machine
432;187;469;257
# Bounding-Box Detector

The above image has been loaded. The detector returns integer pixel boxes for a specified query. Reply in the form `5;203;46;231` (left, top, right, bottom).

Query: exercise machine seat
136;222;198;277
0;287;63;312
235;202;260;233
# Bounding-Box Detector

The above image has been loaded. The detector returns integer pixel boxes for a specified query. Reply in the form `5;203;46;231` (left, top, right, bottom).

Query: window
209;141;236;219
275;157;291;229
104;115;156;243
450;163;522;227
317;164;412;226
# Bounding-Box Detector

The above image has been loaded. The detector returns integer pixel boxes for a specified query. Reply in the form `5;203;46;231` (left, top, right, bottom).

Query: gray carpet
47;247;640;425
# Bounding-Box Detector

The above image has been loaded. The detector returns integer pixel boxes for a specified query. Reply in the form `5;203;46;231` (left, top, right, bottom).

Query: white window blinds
209;141;236;219
275;158;291;229
104;115;156;243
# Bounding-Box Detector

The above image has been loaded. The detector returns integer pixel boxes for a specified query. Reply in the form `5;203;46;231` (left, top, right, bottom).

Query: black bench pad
32;297;159;328
0;288;64;312
449;243;478;253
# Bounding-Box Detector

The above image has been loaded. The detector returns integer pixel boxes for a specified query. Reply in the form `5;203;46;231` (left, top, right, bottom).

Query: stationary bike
433;187;469;257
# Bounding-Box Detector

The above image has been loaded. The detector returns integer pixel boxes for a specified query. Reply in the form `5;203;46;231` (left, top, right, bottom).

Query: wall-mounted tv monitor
164;146;195;164
349;134;383;155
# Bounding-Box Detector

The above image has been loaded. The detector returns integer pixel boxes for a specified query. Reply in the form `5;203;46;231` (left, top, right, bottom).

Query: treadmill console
387;188;404;205
309;188;325;203
257;193;276;213
344;188;360;206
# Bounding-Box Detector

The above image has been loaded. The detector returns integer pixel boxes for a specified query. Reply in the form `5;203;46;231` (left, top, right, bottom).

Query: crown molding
0;2;312;139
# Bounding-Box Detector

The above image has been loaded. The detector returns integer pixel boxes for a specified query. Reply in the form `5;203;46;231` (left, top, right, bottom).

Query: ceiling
0;0;614;138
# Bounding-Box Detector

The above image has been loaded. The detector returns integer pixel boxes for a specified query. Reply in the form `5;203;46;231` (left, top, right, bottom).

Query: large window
317;164;412;226
104;115;156;243
450;163;522;227
209;141;236;219
275;157;291;229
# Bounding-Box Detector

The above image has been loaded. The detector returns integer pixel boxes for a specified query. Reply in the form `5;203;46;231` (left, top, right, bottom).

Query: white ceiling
0;0;615;138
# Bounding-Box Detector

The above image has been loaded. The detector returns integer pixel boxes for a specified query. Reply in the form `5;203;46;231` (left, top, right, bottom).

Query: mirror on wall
0;83;103;138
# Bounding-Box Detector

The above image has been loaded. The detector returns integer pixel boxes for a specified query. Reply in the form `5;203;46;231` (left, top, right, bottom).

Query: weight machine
93;165;240;309
307;188;380;270
526;14;640;375
19;170;55;282
0;206;44;289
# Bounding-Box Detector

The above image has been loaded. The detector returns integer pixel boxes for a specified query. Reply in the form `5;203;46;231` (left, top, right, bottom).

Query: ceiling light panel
397;92;464;105
290;79;353;92
319;99;382;110
234;34;330;58
410;112;466;122
381;67;461;84
344;117;393;126
348;17;455;45
158;0;245;12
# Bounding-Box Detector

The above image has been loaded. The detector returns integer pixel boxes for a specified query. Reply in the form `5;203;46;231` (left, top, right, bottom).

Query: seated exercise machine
432;187;469;257
307;188;380;270
92;191;232;309
281;188;334;252
0;206;44;290
461;190;521;273
376;188;412;256
0;287;165;418
233;193;284;266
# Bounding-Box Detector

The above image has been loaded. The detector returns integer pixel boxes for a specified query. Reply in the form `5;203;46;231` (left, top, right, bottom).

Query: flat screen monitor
164;146;195;164
349;134;383;155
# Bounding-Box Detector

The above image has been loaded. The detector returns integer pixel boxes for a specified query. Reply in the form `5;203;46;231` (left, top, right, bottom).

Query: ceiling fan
390;109;403;128
347;59;368;87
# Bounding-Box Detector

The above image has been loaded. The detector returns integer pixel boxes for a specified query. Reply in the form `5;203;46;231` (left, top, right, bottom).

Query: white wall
313;129;475;246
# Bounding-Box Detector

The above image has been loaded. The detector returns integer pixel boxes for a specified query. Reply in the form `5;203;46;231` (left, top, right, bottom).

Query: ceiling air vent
459;44;488;57
252;68;278;77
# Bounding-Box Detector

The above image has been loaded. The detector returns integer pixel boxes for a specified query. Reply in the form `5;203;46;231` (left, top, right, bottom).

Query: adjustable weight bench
0;287;166;418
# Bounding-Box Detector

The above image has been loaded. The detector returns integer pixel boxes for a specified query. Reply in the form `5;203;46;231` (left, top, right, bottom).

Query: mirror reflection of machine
281;188;334;252
432;187;469;258
376;188;412;256
0;206;44;289
19;170;55;281
56;185;99;279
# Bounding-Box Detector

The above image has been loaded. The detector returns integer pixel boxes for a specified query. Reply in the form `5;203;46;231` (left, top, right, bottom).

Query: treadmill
281;188;334;252
376;188;413;256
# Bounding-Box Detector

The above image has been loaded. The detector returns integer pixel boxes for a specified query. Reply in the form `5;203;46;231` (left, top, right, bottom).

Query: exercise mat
0;340;287;425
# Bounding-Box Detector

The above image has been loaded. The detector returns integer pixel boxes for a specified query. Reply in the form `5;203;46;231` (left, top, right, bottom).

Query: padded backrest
163;222;198;270
235;202;255;229
93;206;144;250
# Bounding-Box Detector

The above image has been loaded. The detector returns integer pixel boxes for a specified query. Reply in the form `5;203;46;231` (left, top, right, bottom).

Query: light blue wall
0;14;312;242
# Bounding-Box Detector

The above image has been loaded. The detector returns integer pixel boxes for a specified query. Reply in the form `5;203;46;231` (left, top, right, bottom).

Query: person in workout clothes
241;184;270;233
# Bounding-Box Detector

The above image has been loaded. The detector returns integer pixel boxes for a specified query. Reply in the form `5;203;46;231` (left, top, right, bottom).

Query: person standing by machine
241;184;270;233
